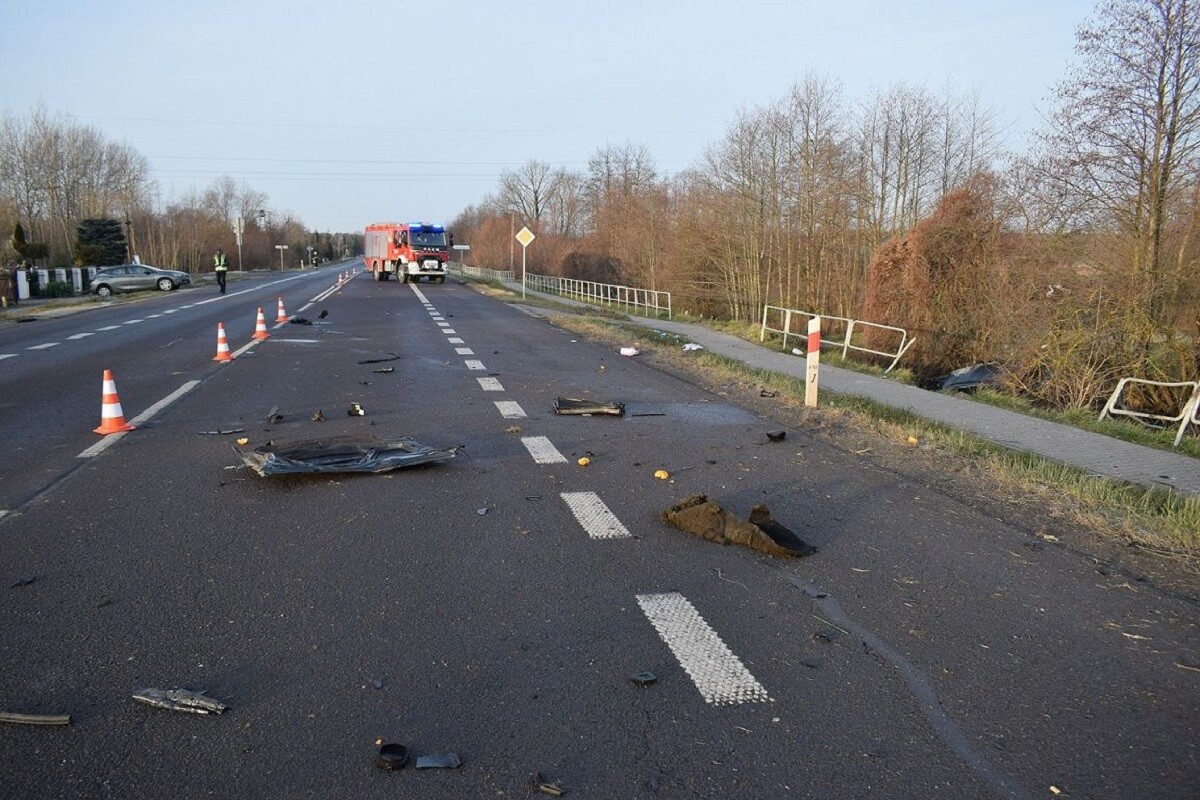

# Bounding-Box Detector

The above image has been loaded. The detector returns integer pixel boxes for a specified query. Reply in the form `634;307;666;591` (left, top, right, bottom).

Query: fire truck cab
363;222;451;283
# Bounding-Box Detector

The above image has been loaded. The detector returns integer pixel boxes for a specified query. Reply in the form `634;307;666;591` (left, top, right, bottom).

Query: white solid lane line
465;360;485;370
78;380;201;459
521;436;567;464
409;285;431;303
477;377;504;391
636;592;772;706
494;401;526;419
28;343;59;350
560;492;632;540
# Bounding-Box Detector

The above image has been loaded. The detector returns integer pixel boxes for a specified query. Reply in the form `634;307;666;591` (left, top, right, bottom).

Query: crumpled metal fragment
132;688;229;715
553;397;625;416
236;436;459;477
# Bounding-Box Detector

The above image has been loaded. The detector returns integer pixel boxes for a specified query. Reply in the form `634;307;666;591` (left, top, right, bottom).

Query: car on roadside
88;264;191;297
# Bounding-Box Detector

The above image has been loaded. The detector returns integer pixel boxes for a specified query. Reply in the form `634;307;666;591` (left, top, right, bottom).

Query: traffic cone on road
93;369;135;434
252;307;270;341
213;322;234;362
275;297;288;323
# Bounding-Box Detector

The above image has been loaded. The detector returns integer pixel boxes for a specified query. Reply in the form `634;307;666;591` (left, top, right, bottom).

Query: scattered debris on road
236;437;250;446
11;575;35;588
347;403;365;417
766;430;787;442
358;353;401;364
267;406;284;424
682;342;704;351
132;688;228;715
318;309;328;319
554;397;625;416
198;428;246;436
415;753;462;769
577;457;590;467
311;410;326;422
533;772;568;796
630;671;658;687
236;436;459;477
289;317;312;325
371;367;395;374
0;711;71;726
662;495;816;558
619;346;640;356
760;389;779;398
505;425;523;434
654;470;670;480
375;743;409;770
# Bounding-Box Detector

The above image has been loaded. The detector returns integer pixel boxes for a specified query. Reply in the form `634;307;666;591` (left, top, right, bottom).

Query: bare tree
497;160;559;225
1040;0;1200;323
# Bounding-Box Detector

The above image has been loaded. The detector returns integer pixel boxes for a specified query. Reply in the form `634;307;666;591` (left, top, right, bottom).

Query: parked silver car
89;265;191;297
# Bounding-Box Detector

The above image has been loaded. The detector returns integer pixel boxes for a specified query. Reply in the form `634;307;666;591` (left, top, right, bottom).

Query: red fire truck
363;222;452;283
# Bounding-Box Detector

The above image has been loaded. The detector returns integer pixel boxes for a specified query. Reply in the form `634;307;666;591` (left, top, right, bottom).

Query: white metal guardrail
526;272;672;318
1098;378;1200;447
760;305;916;372
449;263;515;282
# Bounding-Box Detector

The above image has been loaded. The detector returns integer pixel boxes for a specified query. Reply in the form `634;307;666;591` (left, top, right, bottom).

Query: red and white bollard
804;315;821;408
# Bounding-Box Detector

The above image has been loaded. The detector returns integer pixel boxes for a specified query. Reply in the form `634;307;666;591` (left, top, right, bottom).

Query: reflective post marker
805;315;820;407
515;226;535;299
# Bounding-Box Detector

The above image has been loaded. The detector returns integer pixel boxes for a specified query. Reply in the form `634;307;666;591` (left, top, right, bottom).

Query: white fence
1099;377;1200;447
448;263;515;282
526;273;672;318
760;305;916;372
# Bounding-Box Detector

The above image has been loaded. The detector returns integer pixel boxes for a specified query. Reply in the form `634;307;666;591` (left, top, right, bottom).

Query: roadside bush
36;280;74;298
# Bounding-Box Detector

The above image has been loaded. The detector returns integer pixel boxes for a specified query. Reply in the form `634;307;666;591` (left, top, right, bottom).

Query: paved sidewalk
504;282;1200;497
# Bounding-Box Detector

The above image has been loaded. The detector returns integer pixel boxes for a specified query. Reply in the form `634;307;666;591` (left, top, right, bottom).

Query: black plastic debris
198;428;245;436
533;772;568;796
289;317;312;325
766;430;787;442
748;506;817;557
662;495;816;558
236;436;459;477
415;753;461;769
937;363;1004;392
760;389;779;398
11;575;36;588
358;354;401;365
554;397;626;416
630;671;658;687
375;743;409;770
132;688;228;715
311;410;326;422
318;310;328;319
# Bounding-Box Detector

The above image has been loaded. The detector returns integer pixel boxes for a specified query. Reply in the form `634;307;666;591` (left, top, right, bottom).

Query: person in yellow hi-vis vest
213;248;228;294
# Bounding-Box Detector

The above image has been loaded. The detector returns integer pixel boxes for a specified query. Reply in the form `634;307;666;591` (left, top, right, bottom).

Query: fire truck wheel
401;273;409;283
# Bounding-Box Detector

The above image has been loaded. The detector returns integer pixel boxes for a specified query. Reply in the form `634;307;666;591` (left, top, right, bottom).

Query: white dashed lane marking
436;322;450;328
0;354;18;361
636;592;772;706
123;319;143;325
560;492;632;540
442;329;457;334
67;333;94;340
28;343;59;350
465;360;485;370
477;377;504;391
521;436;567;464
456;347;474;355
97;326;120;331
447;337;465;344
494;401;526;419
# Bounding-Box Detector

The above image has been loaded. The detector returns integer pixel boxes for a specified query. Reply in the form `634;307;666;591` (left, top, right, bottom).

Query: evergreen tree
75;218;128;266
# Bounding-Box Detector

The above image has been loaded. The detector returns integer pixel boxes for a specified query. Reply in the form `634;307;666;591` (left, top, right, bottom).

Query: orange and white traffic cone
252;307;270;341
213;322;234;362
93;369;135;434
275;297;288;323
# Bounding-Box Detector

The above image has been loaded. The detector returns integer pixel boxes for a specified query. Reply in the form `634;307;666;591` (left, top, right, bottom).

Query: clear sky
0;0;1094;233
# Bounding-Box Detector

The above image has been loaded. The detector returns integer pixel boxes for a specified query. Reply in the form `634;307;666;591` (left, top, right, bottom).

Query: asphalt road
1;268;1197;798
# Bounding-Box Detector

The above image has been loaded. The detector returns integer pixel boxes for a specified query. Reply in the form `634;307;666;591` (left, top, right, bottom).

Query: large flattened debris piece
662;494;816;558
554;397;626;417
236;436;459;477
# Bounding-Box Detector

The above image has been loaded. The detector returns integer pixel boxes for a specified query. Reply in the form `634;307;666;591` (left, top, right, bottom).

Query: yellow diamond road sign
515;226;536;247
